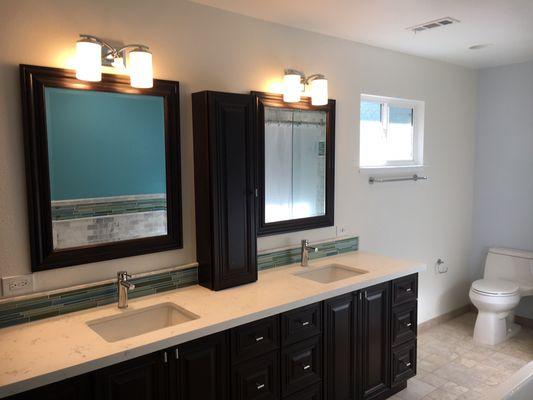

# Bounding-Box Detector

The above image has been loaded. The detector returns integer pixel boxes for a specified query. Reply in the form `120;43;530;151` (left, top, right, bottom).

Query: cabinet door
323;293;358;400
173;332;228;400
94;352;167;400
359;282;391;400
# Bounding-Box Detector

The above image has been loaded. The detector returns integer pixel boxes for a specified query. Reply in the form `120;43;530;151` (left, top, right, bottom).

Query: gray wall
472;60;533;318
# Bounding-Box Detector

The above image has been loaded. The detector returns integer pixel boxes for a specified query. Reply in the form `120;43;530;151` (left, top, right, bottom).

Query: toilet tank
484;248;533;293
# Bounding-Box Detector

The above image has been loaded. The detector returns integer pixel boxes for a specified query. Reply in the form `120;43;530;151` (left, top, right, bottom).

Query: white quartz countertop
0;251;425;398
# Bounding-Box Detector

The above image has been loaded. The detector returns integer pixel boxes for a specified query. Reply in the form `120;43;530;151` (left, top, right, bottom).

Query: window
359;94;424;169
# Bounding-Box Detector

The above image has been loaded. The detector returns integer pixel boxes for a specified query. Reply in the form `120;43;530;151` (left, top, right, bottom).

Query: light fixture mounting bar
78;34;150;66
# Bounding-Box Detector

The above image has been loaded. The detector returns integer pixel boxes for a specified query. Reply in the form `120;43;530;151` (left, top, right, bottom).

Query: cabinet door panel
359;282;391;400
391;340;417;386
281;335;322;396
94;352;166;400
209;93;257;289
323;293;357;400
284;383;322;400
231;351;279;400
231;316;280;364
281;302;322;346
175;332;228;400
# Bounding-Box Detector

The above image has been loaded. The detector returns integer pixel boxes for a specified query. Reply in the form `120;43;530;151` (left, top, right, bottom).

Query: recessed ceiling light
468;44;493;50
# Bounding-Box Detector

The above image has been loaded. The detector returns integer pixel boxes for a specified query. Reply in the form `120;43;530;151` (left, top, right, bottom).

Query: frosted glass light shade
310;78;328;106
76;40;102;82
283;73;302;103
129;49;153;89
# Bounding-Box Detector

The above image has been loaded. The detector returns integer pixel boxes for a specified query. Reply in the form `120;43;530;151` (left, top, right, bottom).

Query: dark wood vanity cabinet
6;275;418;400
192;91;257;291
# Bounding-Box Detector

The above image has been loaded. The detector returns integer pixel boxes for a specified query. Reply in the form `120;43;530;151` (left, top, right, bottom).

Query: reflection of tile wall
257;236;359;271
51;194;168;249
53;210;167;249
0;266;197;329
51;194;166;220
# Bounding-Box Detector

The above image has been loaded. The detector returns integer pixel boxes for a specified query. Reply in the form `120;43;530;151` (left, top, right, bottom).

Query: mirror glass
264;106;327;223
45;88;167;249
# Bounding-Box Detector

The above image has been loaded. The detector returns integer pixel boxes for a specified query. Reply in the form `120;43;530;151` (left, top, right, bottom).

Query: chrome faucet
117;271;135;309
300;240;318;267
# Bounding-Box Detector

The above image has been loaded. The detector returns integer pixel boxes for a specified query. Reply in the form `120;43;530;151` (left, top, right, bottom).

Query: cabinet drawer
392;340;417;386
392;274;418;305
231;316;280;364
281;302;322;346
232;351;279;400
392;302;417;346
281;336;322;396
284;383;322;400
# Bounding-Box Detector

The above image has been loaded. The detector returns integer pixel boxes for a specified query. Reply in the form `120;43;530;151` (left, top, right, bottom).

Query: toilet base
473;311;521;346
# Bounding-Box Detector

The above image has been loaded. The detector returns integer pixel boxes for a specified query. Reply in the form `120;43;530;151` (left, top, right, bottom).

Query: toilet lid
472;279;520;296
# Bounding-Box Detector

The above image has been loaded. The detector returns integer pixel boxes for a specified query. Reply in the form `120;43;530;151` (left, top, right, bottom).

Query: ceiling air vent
407;17;460;33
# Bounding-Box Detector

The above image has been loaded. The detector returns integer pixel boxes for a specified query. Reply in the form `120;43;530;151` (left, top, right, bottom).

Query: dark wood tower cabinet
192;91;257;290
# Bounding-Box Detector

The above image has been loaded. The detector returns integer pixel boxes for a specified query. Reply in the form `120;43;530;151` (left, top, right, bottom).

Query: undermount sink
294;264;368;284
87;302;199;343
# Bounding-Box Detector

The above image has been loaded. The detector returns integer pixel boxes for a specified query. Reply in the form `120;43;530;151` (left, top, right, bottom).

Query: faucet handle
117;271;132;280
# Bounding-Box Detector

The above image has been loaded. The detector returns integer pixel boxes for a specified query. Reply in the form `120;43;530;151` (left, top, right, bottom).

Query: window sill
358;165;425;175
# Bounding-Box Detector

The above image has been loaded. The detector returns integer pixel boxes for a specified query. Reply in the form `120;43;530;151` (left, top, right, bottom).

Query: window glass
359;95;423;168
387;106;414;161
360;101;385;167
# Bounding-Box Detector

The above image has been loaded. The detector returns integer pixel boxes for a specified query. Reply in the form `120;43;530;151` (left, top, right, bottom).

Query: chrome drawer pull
406;322;412;327
405;362;411;367
303;364;311;370
256;383;265;390
255;336;264;342
301;321;310;326
405;288;412;292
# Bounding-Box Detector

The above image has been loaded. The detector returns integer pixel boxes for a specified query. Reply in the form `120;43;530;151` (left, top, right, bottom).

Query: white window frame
359;94;425;171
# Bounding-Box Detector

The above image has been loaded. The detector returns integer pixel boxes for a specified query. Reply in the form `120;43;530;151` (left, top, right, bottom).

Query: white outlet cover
336;226;349;236
1;274;34;297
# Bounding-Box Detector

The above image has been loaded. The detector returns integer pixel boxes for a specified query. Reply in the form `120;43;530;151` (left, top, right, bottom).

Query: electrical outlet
1;274;34;297
336;225;349;237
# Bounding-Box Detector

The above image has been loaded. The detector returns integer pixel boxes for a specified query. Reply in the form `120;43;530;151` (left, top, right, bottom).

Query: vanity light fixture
75;34;153;88
283;69;328;106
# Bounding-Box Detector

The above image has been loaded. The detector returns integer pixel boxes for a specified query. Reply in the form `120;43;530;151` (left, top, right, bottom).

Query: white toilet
469;247;533;346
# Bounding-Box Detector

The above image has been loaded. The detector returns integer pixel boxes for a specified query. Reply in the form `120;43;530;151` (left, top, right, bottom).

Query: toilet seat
471;279;520;297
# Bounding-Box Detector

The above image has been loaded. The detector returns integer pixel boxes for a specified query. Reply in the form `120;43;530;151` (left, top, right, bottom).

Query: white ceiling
189;0;533;69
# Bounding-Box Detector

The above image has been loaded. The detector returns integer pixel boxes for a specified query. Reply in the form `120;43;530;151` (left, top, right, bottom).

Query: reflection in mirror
264;107;327;223
45;88;167;249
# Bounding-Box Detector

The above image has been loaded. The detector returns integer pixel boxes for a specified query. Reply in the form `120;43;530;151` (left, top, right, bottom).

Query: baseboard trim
515;315;533;329
418;304;474;334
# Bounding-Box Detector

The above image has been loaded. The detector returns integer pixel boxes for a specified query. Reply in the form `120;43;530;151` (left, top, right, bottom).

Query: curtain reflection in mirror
264;107;326;223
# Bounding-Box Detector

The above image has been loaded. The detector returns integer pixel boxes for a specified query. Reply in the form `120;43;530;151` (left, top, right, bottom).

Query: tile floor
391;313;533;399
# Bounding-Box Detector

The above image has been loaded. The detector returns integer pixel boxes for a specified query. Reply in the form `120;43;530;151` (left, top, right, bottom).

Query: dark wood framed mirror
20;65;182;271
253;92;335;236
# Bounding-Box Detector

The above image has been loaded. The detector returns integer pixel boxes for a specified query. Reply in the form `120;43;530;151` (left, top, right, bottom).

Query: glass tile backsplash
0;236;358;329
